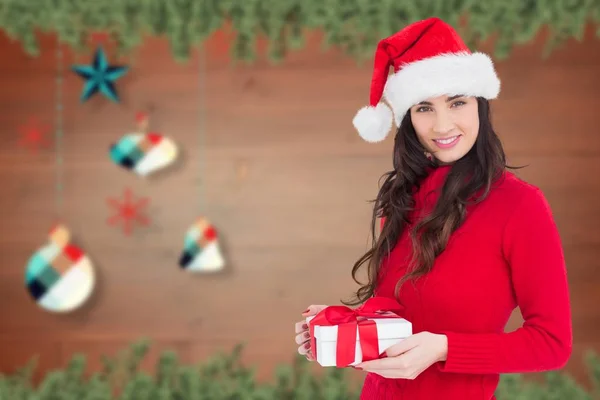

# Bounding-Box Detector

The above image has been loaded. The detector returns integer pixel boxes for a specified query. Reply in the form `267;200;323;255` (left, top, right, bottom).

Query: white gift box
306;314;412;367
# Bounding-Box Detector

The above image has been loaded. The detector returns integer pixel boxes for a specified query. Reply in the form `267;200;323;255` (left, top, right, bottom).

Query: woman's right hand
294;304;328;361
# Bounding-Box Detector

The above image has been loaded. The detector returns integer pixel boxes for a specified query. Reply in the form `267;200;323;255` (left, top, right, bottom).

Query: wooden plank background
0;24;599;386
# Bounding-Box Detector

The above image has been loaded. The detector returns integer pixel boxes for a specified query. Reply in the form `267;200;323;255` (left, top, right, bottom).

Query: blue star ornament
72;47;129;103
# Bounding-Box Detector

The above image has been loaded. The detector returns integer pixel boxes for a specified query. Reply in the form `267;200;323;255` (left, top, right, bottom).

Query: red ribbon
308;297;404;367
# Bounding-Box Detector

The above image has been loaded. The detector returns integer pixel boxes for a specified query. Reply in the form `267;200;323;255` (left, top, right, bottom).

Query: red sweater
360;165;572;400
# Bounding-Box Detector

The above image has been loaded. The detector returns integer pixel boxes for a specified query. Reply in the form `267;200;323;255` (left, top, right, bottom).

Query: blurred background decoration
2;0;599;62
0;0;599;398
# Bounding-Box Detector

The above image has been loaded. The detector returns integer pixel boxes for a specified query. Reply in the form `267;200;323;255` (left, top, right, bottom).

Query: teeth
435;136;458;144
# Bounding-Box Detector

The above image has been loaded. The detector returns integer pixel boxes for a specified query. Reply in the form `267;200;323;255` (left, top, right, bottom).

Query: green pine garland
0;0;598;63
1;340;599;399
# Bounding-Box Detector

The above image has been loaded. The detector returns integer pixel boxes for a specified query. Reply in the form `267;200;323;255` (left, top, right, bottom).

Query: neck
434;159;454;167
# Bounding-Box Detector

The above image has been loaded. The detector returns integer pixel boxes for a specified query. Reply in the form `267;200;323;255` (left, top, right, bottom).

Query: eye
416;106;432;113
451;100;466;108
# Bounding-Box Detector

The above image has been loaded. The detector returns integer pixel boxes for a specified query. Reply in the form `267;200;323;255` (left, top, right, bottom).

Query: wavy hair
344;97;518;306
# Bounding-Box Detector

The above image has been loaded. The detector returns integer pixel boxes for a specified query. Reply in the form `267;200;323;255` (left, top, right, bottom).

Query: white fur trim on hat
383;52;501;126
352;102;394;143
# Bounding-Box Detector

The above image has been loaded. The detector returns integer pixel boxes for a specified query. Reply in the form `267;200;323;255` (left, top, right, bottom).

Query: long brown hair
343;97;517;306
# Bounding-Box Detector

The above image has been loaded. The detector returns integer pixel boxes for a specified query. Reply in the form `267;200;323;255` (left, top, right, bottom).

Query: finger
356;354;411;370
294;320;309;334
297;341;311;356
301;305;328;317
384;336;419;357
355;358;397;370
295;330;311;345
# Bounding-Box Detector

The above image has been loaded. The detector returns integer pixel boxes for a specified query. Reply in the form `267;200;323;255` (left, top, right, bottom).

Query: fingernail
302;308;310;313
304;343;311;349
304;332;310;338
302;323;308;329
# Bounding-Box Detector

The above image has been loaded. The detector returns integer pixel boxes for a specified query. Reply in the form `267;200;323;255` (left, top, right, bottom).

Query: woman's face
409;95;479;164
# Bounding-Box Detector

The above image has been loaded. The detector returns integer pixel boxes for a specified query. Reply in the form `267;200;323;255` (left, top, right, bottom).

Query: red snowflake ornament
106;188;150;236
18;117;51;153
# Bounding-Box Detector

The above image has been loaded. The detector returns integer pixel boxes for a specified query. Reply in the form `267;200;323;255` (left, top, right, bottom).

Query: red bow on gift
309;297;404;367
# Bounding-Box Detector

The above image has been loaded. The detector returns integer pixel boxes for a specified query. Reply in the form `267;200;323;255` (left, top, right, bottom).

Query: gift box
306;297;412;367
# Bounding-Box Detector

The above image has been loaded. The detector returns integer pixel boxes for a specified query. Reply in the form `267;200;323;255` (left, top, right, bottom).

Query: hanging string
55;39;64;217
197;44;206;212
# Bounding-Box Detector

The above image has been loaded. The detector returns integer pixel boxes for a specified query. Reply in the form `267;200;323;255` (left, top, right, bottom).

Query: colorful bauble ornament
179;218;225;272
71;46;128;103
25;224;95;313
109;112;178;177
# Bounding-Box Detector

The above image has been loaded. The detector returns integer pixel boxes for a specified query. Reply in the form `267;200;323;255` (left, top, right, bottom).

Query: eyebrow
417;94;464;106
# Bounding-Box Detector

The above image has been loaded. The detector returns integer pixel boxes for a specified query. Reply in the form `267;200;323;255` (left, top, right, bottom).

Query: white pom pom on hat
352;17;501;143
352;103;393;143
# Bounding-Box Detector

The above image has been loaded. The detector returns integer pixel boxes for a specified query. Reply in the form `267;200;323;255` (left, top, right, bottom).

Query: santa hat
352;17;501;143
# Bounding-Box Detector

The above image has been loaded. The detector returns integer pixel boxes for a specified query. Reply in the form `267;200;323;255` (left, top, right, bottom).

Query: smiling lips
433;135;461;149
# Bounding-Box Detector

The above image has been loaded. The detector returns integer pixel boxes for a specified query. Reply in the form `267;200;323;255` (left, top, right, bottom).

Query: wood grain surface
0;25;598;385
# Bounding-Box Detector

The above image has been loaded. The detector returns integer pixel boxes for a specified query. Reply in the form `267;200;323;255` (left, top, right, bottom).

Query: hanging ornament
23;38;96;313
71;46;128;103
179;217;225;272
25;224;95;313
109;112;178;177
106;187;150;236
178;48;226;273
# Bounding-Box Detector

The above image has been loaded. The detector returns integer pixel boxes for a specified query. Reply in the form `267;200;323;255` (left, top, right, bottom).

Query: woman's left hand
354;332;448;380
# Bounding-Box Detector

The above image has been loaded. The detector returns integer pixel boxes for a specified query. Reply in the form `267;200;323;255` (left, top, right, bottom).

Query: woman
294;17;572;399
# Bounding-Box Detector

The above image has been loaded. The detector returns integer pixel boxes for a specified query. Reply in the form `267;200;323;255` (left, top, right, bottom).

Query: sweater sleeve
437;187;573;374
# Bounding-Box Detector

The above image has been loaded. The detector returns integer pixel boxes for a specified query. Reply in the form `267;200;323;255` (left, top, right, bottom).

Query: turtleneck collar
424;163;452;186
411;164;452;220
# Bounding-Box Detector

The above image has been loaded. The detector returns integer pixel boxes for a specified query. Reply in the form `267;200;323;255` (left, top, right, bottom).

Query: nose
433;110;455;134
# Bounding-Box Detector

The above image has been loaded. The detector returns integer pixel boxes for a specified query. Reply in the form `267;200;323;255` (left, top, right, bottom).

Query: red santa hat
352;17;501;143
